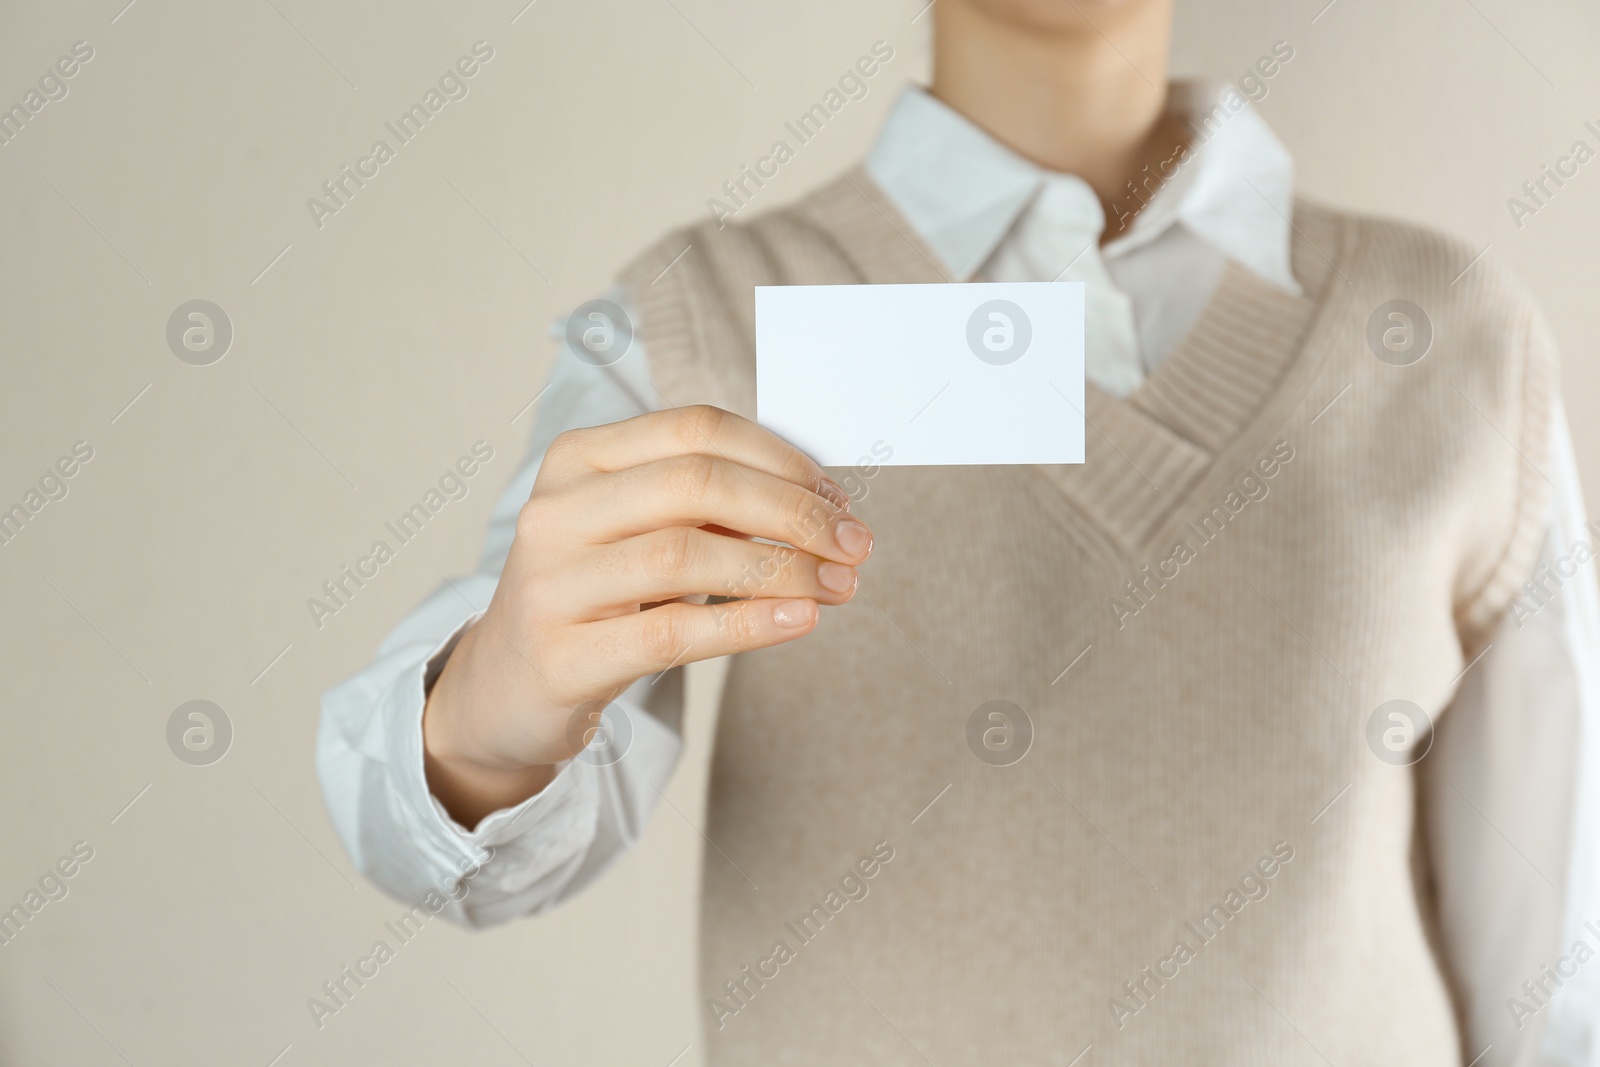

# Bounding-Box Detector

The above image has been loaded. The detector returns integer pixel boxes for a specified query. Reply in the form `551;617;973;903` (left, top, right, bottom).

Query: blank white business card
755;282;1085;467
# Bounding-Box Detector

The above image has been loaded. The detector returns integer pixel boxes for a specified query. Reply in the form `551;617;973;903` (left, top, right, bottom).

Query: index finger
546;405;850;510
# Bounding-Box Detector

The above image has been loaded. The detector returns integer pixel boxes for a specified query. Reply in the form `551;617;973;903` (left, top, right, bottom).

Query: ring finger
566;526;859;611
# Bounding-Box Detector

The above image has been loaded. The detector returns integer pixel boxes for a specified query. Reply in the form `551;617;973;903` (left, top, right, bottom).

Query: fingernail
772;599;816;629
817;561;857;594
835;520;872;559
818;477;851;511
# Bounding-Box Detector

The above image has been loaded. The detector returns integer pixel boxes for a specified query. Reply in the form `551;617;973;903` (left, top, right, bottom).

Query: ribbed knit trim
1133;207;1341;455
794;168;953;286
1455;300;1560;653
1066;394;1215;548
618;231;707;411
1032;202;1349;553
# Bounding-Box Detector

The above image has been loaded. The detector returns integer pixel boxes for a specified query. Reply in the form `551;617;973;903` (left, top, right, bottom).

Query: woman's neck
930;1;1182;232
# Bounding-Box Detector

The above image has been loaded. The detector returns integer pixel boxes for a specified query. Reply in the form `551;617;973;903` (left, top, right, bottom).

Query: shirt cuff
381;613;599;893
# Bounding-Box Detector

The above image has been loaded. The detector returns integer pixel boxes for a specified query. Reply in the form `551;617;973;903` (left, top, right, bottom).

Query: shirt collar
864;81;1301;295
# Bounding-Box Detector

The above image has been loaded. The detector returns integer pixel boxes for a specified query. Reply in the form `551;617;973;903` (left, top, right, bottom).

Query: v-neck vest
619;167;1557;1066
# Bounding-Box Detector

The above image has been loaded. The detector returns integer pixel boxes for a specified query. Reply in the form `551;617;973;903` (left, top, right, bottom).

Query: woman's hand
421;405;873;826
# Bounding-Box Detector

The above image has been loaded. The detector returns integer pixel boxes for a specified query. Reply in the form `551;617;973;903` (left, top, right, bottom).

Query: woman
319;0;1599;1062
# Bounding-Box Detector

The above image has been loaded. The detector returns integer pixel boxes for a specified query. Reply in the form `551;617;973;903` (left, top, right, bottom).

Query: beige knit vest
619;168;1557;1066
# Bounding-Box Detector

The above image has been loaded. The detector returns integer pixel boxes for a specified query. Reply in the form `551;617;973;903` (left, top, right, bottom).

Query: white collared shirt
865;82;1302;395
317;83;1600;1063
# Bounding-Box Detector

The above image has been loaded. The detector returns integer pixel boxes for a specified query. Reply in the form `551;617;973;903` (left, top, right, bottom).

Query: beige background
1;0;1596;1063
